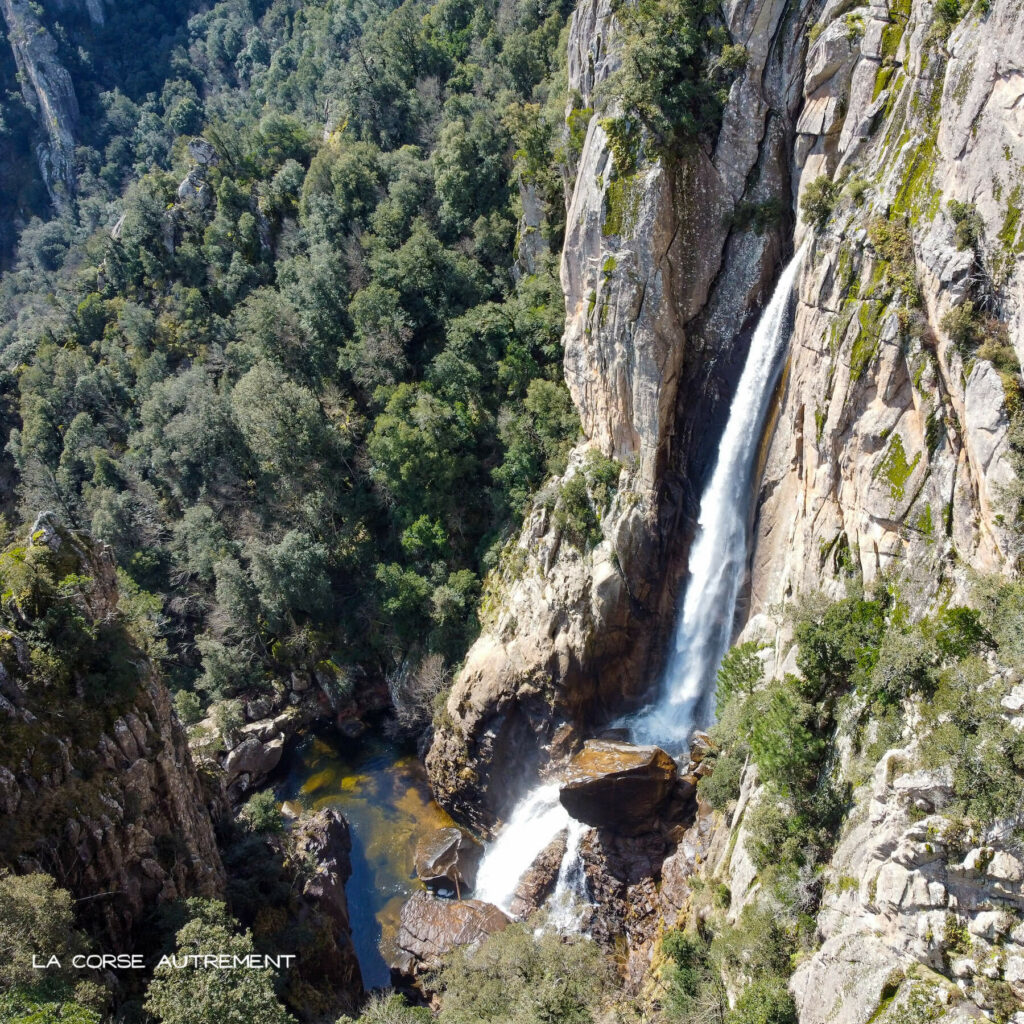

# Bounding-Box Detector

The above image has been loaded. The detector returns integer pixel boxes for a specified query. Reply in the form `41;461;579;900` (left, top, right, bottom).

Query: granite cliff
0;514;225;949
428;0;1024;1018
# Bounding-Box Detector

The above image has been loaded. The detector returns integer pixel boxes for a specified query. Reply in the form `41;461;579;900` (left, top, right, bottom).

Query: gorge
1;0;1023;1021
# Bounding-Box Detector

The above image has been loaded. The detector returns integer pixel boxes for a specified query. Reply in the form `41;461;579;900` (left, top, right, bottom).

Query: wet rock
414;827;482;894
392;891;508;977
559;740;678;835
509;830;568;919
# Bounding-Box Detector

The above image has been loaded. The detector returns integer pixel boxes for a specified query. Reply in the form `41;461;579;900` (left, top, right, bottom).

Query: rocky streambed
274;724;716;996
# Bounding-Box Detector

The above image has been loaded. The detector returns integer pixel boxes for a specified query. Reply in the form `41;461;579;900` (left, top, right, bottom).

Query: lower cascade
476;245;805;926
473;783;570;913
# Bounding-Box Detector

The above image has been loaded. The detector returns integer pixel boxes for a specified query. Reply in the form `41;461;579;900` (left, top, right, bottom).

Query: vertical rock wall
428;0;815;830
750;0;1024;614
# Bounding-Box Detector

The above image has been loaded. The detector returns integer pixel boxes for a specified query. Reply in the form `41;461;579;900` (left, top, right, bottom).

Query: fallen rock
559;740;678;835
223;734;284;784
392;890;508;977
509;829;567;919
414;827;482;895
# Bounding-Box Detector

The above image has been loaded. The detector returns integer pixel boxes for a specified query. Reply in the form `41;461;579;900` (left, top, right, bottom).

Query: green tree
0;873;86;989
144;901;295;1024
434;923;611;1024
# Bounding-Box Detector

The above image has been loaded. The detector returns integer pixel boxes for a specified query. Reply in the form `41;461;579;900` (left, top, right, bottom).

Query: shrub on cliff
725;977;797;1024
800;176;841;229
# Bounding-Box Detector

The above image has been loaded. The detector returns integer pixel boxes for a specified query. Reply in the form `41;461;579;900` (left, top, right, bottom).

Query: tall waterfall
472;246;804;918
628;244;805;749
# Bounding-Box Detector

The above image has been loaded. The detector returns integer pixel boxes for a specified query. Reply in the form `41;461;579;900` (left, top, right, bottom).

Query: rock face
508;830;567;919
289;809;363;1016
428;0;815;832
786;745;1024;1024
0;0;79;209
0;514;225;949
392;891;508;978
559;740;679;835
414;827;482;895
427;0;1024;1016
750;0;1024;614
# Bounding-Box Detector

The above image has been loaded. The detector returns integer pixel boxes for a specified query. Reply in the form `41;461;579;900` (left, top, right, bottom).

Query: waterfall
628;244;805;749
472;245;804;925
545;818;591;933
474;783;570;912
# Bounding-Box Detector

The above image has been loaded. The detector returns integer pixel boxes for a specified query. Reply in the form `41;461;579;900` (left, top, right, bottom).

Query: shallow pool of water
275;731;454;988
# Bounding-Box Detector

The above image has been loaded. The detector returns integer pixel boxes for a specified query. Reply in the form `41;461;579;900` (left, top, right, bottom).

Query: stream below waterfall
275;732;454;987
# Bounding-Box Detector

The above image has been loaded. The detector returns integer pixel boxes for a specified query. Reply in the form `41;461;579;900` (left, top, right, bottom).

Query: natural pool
275;730;454;988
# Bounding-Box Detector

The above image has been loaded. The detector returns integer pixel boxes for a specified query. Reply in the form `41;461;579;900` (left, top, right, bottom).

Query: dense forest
0;0;589;723
5;0;1023;1021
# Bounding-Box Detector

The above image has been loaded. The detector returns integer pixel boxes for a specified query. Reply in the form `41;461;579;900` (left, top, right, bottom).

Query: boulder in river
392;890;508;978
414;826;482;895
508;829;568;919
559;740;678;835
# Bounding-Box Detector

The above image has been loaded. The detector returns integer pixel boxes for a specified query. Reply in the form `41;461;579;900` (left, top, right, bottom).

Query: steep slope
0;514;225;949
429;0;1024;1018
751;0;1024;613
428;0;813;828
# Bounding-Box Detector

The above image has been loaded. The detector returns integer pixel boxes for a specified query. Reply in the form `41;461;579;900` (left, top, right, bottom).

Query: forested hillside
3;0;1024;1021
1;0;581;721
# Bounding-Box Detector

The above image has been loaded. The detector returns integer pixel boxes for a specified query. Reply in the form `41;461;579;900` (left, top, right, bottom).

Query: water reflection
276;731;454;988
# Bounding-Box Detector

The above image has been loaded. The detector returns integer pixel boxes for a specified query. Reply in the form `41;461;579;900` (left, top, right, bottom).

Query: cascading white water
474;783;570;912
544;818;591;933
473;245;805;924
627;244;805;749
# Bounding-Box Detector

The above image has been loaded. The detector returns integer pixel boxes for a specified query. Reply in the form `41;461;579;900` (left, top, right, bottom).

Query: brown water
276;731;454;988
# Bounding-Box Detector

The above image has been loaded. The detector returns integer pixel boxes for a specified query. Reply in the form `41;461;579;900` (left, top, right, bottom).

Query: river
275;731;454;987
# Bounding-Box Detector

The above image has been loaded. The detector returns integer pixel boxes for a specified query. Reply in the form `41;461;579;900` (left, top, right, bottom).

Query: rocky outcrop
392;891;508;978
414;827;482;896
288;809;363;1017
0;0;79;209
559;740;681;835
787;744;1023;1024
0;514;225;950
428;0;816;832
751;0;1024;613
508;830;567;919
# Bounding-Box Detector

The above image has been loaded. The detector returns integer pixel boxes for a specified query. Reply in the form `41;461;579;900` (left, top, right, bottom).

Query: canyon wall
0;514;225;949
0;0;80;210
427;0;814;831
750;0;1023;617
431;0;1024;1018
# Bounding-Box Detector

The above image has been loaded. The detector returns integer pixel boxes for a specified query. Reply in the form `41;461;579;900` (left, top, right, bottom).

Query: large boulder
559;740;678;835
392;891;508;978
509;830;568;919
414;827;482;895
223;734;284;788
